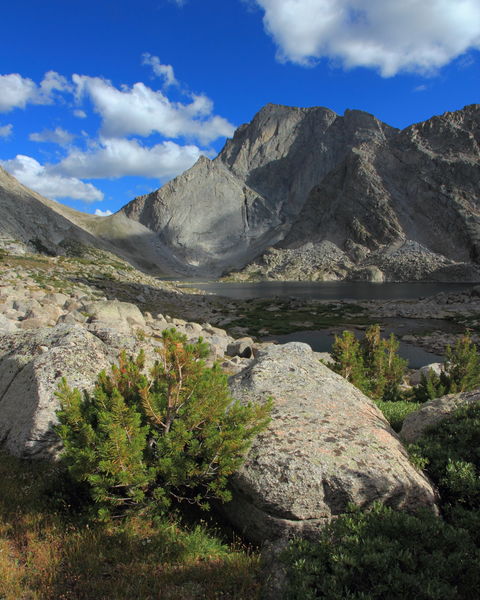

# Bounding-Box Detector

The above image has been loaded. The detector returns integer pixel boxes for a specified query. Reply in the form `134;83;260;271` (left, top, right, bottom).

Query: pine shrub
414;333;480;402
330;325;407;402
56;328;271;518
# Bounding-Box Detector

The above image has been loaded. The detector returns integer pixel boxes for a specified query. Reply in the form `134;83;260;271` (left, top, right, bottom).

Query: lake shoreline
186;283;480;365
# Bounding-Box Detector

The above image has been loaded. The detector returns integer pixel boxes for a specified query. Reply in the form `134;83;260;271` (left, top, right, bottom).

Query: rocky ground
225;239;480;283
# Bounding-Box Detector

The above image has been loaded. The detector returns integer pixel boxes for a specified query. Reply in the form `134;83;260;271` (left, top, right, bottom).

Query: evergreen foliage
414;333;480;402
330;325;407;401
56;328;271;518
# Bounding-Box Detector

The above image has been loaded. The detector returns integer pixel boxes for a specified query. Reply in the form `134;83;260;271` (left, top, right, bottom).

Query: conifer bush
330;325;407;402
55;328;271;519
413;333;480;402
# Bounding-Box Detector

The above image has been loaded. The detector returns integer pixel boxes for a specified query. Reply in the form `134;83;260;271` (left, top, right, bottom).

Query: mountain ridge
1;102;479;282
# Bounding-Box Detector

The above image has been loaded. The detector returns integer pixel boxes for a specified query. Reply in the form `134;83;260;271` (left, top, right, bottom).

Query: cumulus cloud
0;155;103;202
29;127;75;146
73;109;87;118
0;71;71;112
0;124;13;138
73;74;235;143
254;0;480;76
53;137;203;180
0;74;37;112
142;53;177;87
94;208;113;216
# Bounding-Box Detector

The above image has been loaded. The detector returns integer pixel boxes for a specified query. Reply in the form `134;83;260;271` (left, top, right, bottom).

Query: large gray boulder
82;299;146;331
400;389;480;443
225;342;437;543
0;324;115;459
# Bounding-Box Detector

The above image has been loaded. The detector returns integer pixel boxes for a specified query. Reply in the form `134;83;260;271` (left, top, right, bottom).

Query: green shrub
414;333;480;402
56;328;271;519
283;503;480;600
331;325;407;402
408;402;480;510
375;400;421;432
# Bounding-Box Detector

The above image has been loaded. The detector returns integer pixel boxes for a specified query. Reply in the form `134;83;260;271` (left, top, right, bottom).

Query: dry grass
0;452;261;600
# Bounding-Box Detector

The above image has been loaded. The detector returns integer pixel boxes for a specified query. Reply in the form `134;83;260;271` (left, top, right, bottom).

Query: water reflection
180;281;474;301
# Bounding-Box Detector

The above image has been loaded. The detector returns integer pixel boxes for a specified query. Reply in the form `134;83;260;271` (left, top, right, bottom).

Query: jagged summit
2;103;480;281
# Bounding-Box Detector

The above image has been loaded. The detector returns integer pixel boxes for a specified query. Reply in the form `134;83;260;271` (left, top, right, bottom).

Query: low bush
374;399;421;432
0;451;261;600
56;328;271;519
408;402;480;511
283;503;480;600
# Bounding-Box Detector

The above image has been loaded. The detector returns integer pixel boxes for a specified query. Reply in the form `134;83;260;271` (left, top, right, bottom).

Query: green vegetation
283;502;480;600
409;402;480;511
228;299;367;336
56;329;271;519
374;399;421;432
0;451;261;600
328;327;480;432
413;333;480;402
330;325;407;402
284;401;480;600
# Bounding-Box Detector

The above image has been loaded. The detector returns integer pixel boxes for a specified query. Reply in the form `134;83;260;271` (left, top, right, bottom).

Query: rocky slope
122;105;397;277
0;166;187;276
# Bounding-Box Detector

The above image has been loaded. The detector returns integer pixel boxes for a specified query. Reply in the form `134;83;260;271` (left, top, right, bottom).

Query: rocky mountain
121;103;480;281
1;103;479;281
0;166;187;276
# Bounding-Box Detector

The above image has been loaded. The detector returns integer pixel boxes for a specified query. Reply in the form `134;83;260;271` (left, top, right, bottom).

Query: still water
181;280;474;300
179;280;470;367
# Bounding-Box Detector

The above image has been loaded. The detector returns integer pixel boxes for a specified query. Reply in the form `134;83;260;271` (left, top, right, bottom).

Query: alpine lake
178;281;477;369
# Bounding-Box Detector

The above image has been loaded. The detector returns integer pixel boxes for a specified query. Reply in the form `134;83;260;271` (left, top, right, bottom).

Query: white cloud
414;84;428;93
0;155;103;202
73;109;87;118
0;124;13;138
38;70;71;98
254;0;480;76
29;127;75;145
0;71;71;112
0;74;37;112
94;208;113;216
142;53;177;87
73;74;235;143
53;137;203;179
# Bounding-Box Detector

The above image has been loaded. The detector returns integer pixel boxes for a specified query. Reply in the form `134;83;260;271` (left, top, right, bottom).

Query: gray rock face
121;156;283;274
0;324;115;459
400;389;480;443
277;105;480;281
225;343;437;543
121;103;480;280
121;105;396;277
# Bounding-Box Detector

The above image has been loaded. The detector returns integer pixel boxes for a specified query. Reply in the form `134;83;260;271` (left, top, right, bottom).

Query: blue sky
0;0;479;216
